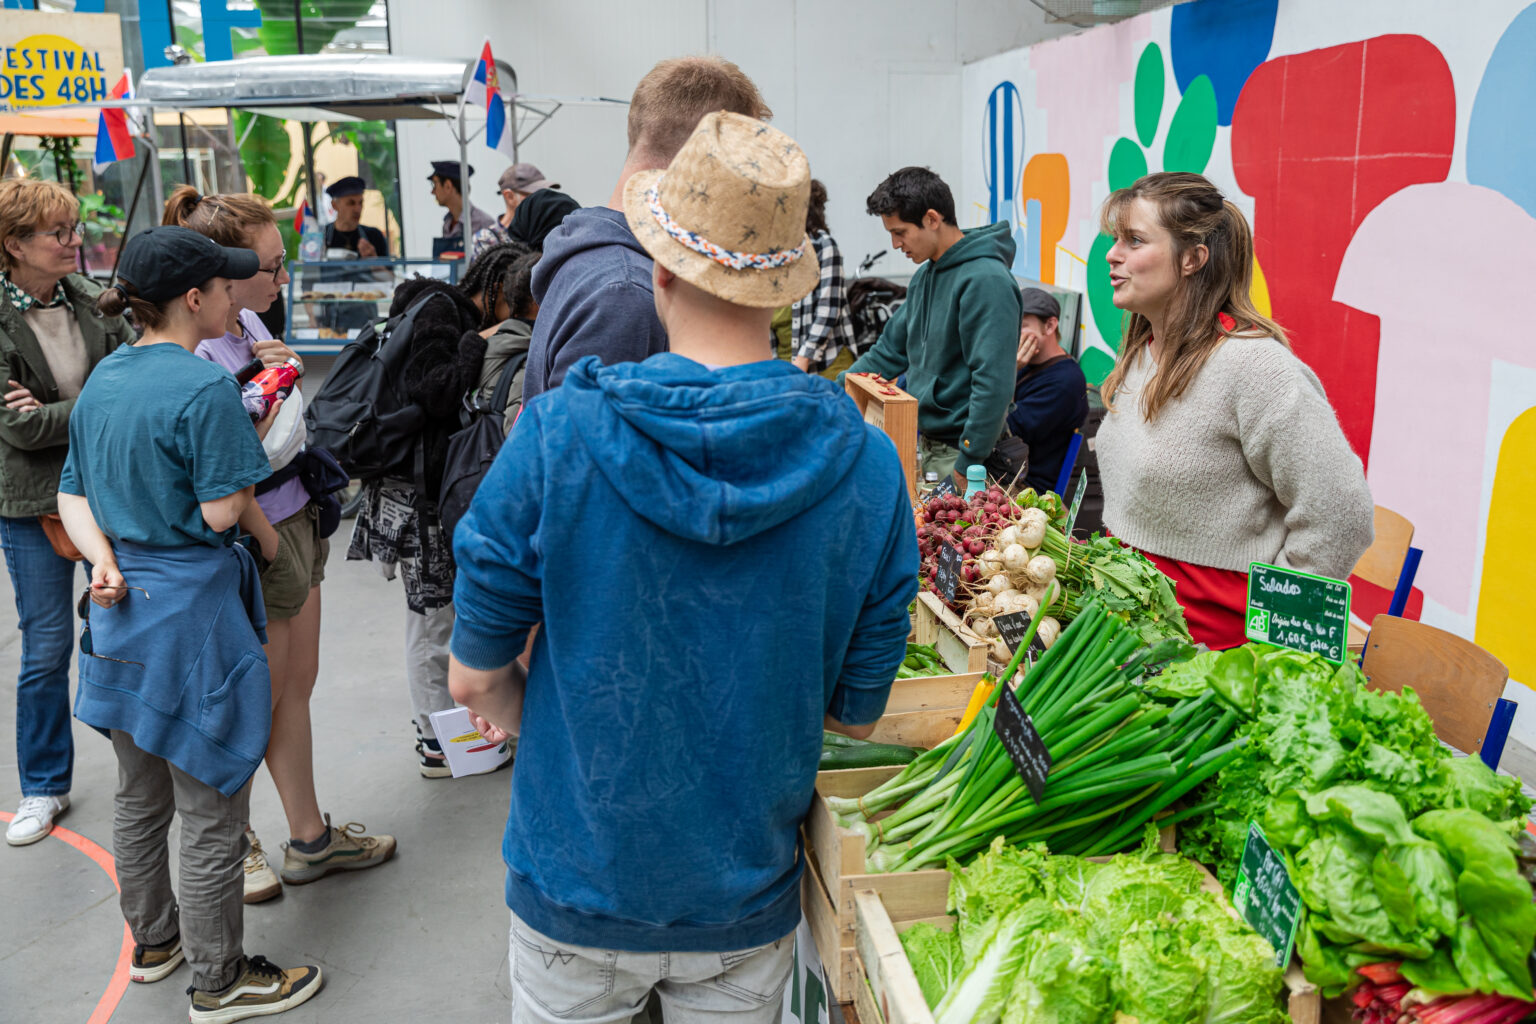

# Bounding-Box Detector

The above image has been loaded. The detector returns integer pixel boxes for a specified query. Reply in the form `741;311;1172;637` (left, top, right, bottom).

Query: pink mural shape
1028;17;1151;250
1230;36;1456;468
1335;182;1536;615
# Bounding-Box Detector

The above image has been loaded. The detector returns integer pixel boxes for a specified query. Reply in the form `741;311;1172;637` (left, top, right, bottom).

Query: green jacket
0;274;134;517
842;221;1022;475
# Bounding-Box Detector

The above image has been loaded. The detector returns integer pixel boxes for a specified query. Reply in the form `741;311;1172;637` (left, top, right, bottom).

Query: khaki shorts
918;435;962;482
259;504;328;620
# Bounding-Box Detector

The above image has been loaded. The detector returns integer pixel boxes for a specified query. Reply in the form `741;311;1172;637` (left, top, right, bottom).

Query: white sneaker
6;794;68;846
242;829;282;904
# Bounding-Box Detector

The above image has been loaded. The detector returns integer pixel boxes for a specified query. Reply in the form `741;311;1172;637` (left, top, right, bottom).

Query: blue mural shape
1467;3;1536;220
1169;0;1277;126
983;80;1025;225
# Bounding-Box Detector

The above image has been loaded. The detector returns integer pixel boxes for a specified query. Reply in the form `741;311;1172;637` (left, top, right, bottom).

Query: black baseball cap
428;159;473;182
116;226;260;302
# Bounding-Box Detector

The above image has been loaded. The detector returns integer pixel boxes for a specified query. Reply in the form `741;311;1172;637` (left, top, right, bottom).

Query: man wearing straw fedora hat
447;112;918;1023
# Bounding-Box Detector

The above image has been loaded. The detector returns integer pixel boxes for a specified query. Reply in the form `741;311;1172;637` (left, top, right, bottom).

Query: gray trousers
110;730;249;992
509;912;792;1023
406;601;456;741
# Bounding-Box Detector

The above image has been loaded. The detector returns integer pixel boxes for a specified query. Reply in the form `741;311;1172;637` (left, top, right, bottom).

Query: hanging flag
293;199;310;234
92;71;136;173
471;38;517;160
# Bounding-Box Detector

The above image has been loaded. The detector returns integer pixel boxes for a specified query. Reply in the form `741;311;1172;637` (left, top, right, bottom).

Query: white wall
385;0;1077;264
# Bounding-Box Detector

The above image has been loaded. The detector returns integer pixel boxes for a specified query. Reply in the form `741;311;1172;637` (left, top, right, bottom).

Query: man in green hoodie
842;168;1022;486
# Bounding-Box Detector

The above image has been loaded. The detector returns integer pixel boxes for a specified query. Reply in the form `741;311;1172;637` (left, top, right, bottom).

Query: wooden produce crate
863;672;982;750
845;372;918;500
913;592;989;675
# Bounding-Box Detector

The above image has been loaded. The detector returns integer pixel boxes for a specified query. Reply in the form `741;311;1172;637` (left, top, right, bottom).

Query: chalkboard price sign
1233;822;1302;968
993;610;1046;660
1245;562;1352;664
993;684;1052;803
936;543;962;604
930;477;958;500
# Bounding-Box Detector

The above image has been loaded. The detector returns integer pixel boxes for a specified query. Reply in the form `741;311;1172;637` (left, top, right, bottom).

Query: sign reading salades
1244;562;1351;664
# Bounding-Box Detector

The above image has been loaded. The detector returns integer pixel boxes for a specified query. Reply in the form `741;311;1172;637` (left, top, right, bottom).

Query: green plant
77;193;126;244
38;136;84;194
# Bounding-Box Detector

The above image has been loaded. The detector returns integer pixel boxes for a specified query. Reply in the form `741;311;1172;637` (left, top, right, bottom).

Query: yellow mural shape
1250;255;1272;318
1020;154;1070;284
1;34;113;107
1476;407;1536;682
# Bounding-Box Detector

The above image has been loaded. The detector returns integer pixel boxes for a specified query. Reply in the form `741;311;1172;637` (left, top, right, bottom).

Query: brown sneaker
129;932;184;983
188;954;322;1023
242;829;282;904
279;814;397;885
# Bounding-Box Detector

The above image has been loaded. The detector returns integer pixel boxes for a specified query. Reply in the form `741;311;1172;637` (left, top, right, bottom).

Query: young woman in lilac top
165;188;394;902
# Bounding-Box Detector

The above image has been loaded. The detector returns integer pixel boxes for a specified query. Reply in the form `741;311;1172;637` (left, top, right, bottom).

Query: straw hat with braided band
624;111;819;308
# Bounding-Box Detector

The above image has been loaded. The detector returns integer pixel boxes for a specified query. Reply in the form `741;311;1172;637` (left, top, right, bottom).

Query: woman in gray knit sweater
1094;172;1373;648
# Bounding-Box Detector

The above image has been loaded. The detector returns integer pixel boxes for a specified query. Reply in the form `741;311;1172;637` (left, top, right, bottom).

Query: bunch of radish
916;487;1067;659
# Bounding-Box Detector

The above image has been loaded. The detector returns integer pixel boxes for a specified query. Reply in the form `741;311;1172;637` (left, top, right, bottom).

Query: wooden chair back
1360;615;1507;755
1353;506;1415;590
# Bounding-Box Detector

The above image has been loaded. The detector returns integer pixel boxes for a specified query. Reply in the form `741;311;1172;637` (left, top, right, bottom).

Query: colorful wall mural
960;0;1536;733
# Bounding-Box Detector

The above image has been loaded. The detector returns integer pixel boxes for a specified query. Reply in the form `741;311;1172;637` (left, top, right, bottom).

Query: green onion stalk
827;599;1239;873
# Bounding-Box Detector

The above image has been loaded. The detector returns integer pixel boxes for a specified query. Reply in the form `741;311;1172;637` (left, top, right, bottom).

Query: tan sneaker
188;954;322;1023
279;814;396;885
129;932;184;983
242;829;282;904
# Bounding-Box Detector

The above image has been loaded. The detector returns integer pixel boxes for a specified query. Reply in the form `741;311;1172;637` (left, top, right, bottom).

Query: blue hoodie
451;354;918;953
524;207;668;401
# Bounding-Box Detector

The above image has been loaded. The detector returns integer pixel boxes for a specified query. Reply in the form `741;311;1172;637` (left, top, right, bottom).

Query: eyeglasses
26;223;84;246
77;586;149;667
258;262;284;282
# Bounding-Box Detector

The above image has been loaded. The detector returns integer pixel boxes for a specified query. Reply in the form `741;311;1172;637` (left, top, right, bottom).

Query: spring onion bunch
827;600;1245;872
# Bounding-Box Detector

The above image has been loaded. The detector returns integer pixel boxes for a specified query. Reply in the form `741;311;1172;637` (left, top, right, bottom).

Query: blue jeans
0;515;80;797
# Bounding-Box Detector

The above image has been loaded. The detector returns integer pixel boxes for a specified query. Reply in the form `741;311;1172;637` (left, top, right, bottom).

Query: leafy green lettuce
901;922;964;1009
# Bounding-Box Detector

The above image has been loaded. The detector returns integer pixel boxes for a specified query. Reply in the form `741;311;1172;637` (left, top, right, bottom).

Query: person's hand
253;397;283;441
469;711;510;746
251;338;299;369
1016;327;1040;370
356;236;378;259
954;469;968;492
5;380;41;412
89;562;127;609
259;532;279;564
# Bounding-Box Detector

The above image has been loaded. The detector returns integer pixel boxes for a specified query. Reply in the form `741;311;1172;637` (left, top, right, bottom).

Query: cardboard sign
1245;562;1352;664
936;542;962;604
1066;468;1088;535
993;684;1052;803
993;610;1046;660
1233;822;1303;967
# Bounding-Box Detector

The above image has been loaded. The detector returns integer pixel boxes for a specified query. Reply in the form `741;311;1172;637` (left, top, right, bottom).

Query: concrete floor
0;545;522;1022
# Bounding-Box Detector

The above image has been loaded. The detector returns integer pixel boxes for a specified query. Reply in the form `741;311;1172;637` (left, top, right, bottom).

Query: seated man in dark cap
1008;286;1089;492
429;160;495;258
316;175;391;334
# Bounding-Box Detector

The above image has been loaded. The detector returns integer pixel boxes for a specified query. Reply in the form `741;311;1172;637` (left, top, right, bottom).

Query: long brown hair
1098;172;1287;420
162;185;274;248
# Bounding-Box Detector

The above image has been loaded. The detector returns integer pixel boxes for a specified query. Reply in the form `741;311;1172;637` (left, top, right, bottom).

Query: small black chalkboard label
993;610;1046;659
993;684;1052;803
931;477;958;500
936;543;962;604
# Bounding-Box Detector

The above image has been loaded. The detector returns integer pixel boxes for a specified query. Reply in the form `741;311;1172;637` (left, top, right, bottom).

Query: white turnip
1001;544;1029;573
1037;617;1061;648
1016;518;1046;549
1025;555;1056;587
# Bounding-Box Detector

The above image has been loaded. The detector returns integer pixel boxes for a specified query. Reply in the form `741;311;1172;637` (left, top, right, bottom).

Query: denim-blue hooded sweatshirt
451;353;919;953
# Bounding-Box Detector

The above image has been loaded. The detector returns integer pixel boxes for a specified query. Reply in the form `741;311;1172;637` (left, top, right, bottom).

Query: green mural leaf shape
1134;43;1164;148
234;111;292;200
1086;232;1126;353
1080;347;1118;387
1108;137;1149;192
1163;74;1218;174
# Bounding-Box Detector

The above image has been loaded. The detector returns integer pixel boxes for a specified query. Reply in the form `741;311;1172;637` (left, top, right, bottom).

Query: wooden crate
853;874;1342;1024
913;592;989;674
844;372;919;500
863;673;982;749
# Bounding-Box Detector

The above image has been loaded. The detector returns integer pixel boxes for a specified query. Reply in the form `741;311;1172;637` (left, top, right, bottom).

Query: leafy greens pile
900;836;1288;1024
1056;534;1191;646
1166;645;1534;998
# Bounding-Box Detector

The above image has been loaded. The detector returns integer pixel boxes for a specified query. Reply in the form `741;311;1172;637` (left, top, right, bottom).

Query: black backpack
438;350;528;539
303;295;431;481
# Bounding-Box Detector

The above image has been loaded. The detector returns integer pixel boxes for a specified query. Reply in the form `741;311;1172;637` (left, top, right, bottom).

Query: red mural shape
1230;36;1455;465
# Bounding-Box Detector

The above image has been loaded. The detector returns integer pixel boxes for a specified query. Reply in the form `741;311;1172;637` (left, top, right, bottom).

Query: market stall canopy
0;112;98;137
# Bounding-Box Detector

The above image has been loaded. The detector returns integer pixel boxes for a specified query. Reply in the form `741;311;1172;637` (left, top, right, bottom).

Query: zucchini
820;736;924;770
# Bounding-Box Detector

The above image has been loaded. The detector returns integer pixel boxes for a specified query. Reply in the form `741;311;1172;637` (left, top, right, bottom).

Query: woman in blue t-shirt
54;226;323;1023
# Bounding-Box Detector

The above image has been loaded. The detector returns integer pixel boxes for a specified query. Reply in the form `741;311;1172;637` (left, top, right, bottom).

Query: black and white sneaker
187;954;322;1023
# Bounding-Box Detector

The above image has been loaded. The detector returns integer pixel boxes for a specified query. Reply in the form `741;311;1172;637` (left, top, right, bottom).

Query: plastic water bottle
299;211;323;262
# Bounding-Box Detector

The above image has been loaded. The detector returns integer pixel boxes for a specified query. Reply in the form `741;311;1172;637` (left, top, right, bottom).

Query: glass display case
283;257;462;354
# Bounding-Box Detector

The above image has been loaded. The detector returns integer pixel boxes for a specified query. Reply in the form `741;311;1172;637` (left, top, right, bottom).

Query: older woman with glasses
0;177;135;845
